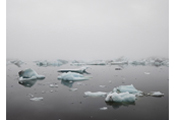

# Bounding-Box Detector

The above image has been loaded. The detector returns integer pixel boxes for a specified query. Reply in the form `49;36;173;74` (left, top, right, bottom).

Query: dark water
7;62;169;120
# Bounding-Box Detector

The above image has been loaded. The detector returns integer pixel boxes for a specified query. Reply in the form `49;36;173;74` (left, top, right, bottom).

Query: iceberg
116;84;142;94
147;91;164;97
58;72;90;81
58;66;90;74
34;59;68;67
8;59;24;67
130;60;146;66
87;60;106;65
30;97;43;101
84;91;107;97
105;92;136;103
99;107;108;110
61;80;75;88
18;68;45;87
110;61;128;65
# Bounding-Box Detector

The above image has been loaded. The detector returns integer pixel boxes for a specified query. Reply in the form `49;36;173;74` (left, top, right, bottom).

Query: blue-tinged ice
105;92;136;103
84;91;107;97
58;72;91;81
18;68;45;86
116;84;143;95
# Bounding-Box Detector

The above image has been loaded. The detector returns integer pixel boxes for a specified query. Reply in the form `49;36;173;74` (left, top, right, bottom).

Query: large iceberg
58;66;89;74
105;92;136;103
18;68;45;87
58;72;91;81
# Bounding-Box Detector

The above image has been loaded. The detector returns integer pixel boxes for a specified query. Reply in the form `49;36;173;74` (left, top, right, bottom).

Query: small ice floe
49;83;59;88
115;67;122;70
30;97;43;101
116;84;142;95
69;88;78;91
84;91;107;97
34;59;68;67
111;61;128;65
144;72;150;75
130;60;146;66
9;59;24;67
147;91;164;97
99;85;106;88
18;68;45;87
99;107;108;110
105;92;136;103
58;66;90;74
87;60;106;65
58;72;91;81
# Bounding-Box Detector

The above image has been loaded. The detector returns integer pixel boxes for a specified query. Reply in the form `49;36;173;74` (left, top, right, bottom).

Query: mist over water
7;0;168;61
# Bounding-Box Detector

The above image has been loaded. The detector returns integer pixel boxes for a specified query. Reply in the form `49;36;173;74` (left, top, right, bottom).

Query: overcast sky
7;0;168;61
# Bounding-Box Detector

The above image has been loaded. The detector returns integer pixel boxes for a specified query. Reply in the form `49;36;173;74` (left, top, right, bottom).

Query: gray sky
7;0;168;61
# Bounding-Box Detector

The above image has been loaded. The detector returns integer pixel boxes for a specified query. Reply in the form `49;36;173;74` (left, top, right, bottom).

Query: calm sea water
7;61;169;120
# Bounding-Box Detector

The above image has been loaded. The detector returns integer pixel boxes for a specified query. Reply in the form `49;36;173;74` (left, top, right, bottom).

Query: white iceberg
58;66;89;74
84;91;107;97
30;97;43;101
105;92;136;103
148;91;164;97
18;68;45;85
58;72;91;81
99;107;108;110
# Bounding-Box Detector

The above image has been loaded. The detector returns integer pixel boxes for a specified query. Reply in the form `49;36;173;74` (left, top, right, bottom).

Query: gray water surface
7;62;169;120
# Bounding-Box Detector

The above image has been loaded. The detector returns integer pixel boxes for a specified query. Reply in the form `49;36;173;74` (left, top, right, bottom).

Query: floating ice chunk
116;84;142;94
87;60;106;65
30;97;43;101
84;91;107;97
58;66;89;74
18;69;45;87
99;85;106;88
58;72;90;81
148;91;164;97
144;72;150;75
69;88;78;91
8;59;24;67
35;59;68;67
105;92;136;103
111;61;128;65
115;67;122;70
61;80;74;88
130;60;146;66
18;68;45;81
100;107;108;110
